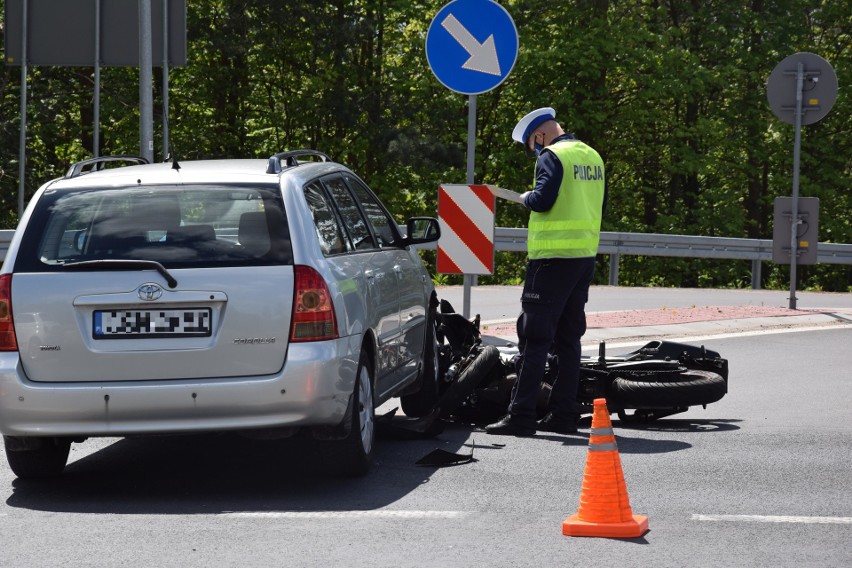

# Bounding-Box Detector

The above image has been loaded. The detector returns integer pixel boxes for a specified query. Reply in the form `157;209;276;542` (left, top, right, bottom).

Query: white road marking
692;514;852;525
220;511;467;519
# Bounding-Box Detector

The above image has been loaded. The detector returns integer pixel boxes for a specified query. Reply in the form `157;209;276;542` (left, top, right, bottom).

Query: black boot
485;414;536;437
537;412;578;434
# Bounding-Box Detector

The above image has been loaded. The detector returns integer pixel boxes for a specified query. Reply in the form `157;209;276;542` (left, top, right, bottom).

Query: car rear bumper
0;336;361;437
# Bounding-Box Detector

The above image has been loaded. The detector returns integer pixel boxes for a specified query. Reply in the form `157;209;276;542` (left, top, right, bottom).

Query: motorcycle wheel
609;369;726;409
439;345;500;418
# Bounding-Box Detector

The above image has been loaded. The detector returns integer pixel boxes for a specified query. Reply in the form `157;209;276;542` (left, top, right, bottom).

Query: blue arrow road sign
426;0;518;95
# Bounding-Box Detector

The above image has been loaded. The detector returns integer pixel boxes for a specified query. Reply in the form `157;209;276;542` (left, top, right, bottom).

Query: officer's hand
520;191;531;206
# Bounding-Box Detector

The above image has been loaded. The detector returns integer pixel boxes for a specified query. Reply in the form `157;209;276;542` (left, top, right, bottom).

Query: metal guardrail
415;227;852;289
2;228;850;289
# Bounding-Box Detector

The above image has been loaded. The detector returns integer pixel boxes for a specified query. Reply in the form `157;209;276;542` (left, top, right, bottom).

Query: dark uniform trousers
509;256;595;421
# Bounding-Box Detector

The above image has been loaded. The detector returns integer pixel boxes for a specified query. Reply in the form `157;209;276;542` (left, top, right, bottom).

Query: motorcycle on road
401;299;728;426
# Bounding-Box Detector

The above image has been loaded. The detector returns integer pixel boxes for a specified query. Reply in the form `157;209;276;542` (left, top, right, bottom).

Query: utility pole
139;0;154;162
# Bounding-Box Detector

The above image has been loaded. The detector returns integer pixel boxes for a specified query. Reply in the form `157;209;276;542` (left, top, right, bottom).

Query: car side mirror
402;217;440;246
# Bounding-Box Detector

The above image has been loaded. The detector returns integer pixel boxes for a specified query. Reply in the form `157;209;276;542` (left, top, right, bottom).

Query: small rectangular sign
772;197;819;265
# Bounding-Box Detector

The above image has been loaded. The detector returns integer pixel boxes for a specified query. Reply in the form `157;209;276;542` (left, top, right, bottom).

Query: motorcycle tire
609;369;727;409
440;345;500;418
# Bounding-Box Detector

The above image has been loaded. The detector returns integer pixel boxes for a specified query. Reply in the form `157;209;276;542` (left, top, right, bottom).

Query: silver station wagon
0;151;441;478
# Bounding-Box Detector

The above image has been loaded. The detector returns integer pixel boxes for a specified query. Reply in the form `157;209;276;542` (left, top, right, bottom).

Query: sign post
426;0;518;317
766;52;837;309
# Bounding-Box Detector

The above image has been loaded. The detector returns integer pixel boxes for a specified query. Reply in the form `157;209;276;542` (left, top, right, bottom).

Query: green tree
0;0;848;289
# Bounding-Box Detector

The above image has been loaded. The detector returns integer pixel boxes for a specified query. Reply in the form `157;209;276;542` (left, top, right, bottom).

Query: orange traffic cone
562;398;649;538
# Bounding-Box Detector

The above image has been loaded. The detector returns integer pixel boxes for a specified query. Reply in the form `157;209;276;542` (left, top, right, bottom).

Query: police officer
485;107;606;437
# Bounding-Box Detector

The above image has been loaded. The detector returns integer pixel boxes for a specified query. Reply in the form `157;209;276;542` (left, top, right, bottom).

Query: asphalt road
1;289;850;567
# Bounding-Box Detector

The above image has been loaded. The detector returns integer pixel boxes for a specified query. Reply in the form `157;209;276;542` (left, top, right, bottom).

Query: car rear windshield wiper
61;259;178;288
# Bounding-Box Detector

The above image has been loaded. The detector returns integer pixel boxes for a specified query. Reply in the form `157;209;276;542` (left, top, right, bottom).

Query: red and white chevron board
437;184;495;275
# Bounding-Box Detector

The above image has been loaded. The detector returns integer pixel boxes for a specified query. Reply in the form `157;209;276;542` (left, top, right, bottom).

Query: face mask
533;141;544;157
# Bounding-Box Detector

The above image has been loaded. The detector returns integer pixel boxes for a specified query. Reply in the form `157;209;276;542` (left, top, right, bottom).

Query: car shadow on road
5;422;475;516
4;417;742;514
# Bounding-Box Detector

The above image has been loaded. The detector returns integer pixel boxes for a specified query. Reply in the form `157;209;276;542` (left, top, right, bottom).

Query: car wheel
609;369;727;409
400;318;440;418
440;345;500;418
4;436;71;479
324;349;375;477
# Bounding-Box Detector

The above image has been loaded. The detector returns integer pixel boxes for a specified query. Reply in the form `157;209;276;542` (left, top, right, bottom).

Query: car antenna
169;140;181;171
165;112;180;170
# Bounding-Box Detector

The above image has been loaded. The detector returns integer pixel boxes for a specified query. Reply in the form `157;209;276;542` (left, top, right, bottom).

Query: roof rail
65;155;150;179
266;150;331;174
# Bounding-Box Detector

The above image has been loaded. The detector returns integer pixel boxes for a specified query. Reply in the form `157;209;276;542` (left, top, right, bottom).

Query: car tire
4;436;71;479
400;318;440;418
440;345;500;418
609;369;727;409
323;349;375;477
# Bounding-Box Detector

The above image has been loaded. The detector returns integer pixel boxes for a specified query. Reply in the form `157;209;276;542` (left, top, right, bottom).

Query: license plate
93;308;212;339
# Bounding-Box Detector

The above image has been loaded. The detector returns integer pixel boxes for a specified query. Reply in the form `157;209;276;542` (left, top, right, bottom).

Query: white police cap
511;107;556;144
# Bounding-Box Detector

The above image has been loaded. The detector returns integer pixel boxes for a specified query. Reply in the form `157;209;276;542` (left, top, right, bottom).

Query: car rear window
16;184;293;271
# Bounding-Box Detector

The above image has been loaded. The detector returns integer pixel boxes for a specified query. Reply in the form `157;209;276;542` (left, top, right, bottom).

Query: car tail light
290;265;338;342
0;274;18;351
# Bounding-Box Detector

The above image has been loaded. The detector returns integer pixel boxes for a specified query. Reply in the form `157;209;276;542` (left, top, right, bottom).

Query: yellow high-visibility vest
528;140;605;259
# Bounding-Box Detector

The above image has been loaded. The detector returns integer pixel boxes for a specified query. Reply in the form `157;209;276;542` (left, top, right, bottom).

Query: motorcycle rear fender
628;340;722;360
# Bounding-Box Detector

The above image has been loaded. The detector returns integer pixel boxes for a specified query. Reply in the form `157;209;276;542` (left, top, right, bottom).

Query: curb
481;311;852;348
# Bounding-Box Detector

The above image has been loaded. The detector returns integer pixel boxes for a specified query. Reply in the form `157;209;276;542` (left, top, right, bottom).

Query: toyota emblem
138;283;163;301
